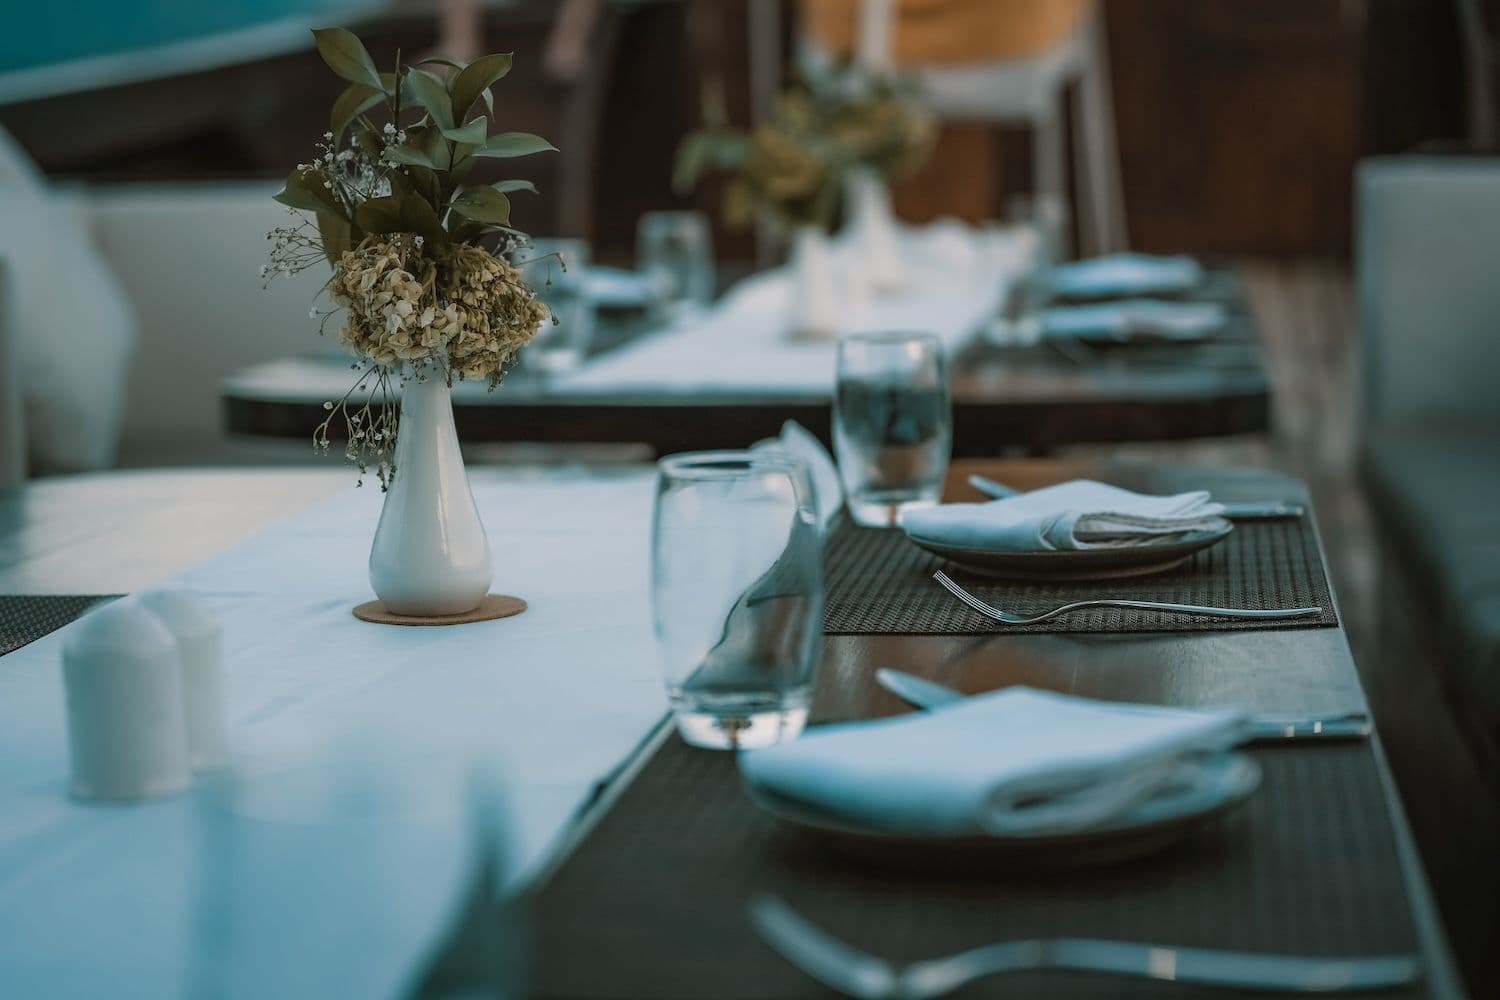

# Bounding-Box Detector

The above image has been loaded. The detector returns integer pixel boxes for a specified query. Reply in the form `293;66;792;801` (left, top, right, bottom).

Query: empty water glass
636;211;714;319
188;743;519;998
517;238;594;373
651;451;823;750
834;332;952;527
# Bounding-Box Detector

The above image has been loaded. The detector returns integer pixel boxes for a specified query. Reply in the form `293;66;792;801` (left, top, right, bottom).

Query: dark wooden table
221;288;1271;457
529;458;1464;999
0;459;1457;996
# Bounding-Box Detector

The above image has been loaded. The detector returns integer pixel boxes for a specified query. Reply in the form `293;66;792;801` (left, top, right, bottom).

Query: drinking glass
636;211;715;319
833;332;952;527
517;238;594;373
188;744;520;999
651;451;823;750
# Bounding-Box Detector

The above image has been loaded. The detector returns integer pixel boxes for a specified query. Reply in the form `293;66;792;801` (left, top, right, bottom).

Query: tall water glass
188;745;519;999
651;451;823;750
834;332;952;527
517;238;594;373
636;211;715;319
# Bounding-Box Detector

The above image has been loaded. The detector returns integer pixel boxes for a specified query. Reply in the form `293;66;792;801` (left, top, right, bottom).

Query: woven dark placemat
0;595;119;657
824;517;1338;634
530;739;1423;1000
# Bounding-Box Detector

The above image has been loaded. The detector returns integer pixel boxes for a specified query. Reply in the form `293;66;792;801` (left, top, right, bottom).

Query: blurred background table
222;279;1270;457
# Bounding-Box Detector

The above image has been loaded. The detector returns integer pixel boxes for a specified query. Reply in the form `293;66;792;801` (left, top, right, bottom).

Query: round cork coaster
352;594;528;627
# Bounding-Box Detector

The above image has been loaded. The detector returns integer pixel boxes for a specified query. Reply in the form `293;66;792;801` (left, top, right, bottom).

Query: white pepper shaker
139;589;227;770
62;602;190;801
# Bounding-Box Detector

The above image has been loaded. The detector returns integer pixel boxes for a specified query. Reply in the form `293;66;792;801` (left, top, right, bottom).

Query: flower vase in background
368;370;491;616
845;166;906;293
788;226;839;341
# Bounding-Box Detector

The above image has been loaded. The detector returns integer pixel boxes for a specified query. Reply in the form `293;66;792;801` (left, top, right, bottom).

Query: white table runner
0;469;666;996
554;220;1024;396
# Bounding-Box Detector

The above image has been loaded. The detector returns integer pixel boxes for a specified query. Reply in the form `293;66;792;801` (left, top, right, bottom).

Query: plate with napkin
899;480;1232;580
740;687;1259;869
1040;299;1228;344
1045;253;1204;302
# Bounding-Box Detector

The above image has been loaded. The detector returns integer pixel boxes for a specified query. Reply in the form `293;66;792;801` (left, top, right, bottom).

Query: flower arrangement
673;62;933;232
264;28;556;487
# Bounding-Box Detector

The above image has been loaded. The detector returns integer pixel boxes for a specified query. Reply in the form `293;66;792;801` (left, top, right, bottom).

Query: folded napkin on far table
900;480;1226;552
1045;254;1203;299
740;687;1251;837
1041;299;1227;341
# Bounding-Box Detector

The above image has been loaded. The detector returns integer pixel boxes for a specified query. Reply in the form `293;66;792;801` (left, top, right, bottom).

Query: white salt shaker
140;589;227;770
62;602;190;801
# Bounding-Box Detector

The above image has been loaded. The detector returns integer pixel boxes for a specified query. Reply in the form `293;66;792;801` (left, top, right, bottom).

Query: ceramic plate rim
905;520;1233;581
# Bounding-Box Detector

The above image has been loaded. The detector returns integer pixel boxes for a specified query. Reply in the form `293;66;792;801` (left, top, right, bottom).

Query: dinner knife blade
875;670;1370;744
965;477;1306;521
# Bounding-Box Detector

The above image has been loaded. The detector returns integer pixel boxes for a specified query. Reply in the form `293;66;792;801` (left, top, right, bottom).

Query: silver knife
966;476;1306;521
874;669;1371;744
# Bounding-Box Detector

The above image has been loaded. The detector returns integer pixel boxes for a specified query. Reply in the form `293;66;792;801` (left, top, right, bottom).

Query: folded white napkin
900;480;1226;552
1041;300;1227;341
584;266;656;308
740;687;1251;837
1046;254;1203;299
752;420;843;529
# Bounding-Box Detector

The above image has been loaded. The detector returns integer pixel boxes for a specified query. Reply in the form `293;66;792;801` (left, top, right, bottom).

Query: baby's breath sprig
312;362;400;489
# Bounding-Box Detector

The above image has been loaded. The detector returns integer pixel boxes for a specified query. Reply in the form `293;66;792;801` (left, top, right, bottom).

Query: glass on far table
834;332;953;528
517;238;595;373
651;451;823;750
986;193;1069;346
636;211;715;320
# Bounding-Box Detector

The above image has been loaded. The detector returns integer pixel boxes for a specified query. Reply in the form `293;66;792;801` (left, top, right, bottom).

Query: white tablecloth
555;220;1023;396
0;469;667;997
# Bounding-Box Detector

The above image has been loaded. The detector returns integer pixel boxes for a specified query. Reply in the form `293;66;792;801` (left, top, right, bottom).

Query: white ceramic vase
788;225;838;341
368;372;492;616
846;167;906;294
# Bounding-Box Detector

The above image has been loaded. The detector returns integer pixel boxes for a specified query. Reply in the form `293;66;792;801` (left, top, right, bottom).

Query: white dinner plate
905;520;1234;581
744;752;1261;872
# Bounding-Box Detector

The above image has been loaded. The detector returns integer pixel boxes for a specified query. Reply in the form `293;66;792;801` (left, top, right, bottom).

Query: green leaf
439;118;488;144
416;55;467;71
353;123;382;160
317;213;352;265
273;166;346;219
418;125;452;170
351;194;449;248
448;186;511;225
673;129;749;194
330;82;384;140
404;68;454;129
449;148;479;184
472;132;557;159
384;143;435;168
312;28;383;90
352;195;404;234
449;52;512;122
493;179;537;195
400;194;450;247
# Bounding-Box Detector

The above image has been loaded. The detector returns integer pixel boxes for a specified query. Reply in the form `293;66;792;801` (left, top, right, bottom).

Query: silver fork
932;570;1323;626
749;895;1421;998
